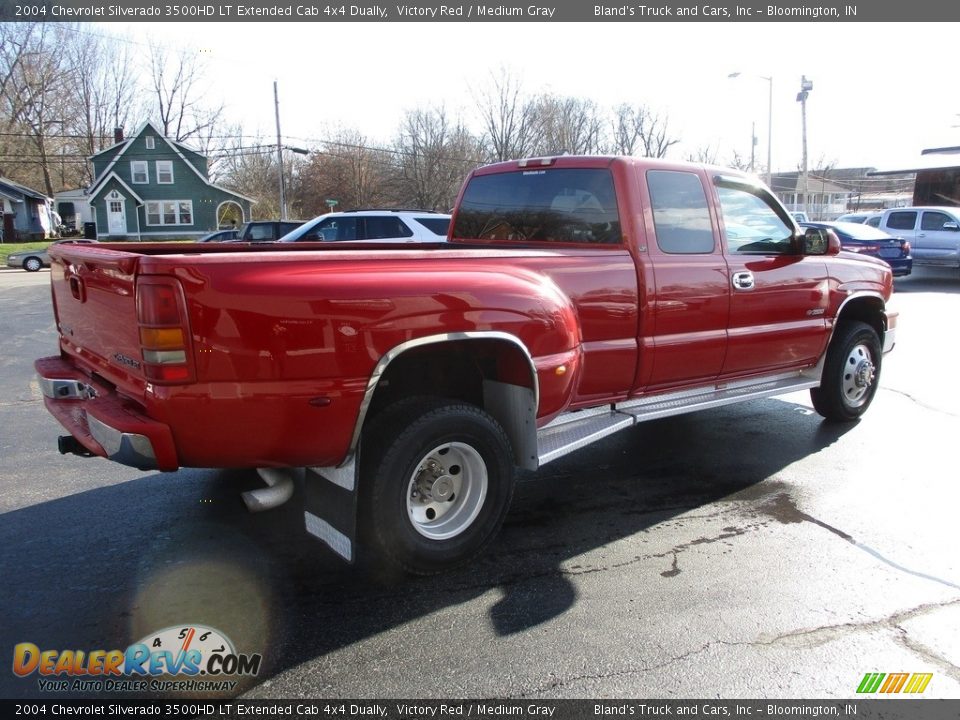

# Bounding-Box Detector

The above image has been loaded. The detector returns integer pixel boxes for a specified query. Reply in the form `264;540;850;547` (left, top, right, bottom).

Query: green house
87;122;252;240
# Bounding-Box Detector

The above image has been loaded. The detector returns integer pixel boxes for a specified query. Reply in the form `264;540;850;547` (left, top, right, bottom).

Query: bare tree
214;133;281;220
685;144;719;165
0;23;75;195
473;67;538;162
391;107;483;210
65;27;143;182
610;103;679;158
291;129;395;216
147;43;224;147
531;94;604;156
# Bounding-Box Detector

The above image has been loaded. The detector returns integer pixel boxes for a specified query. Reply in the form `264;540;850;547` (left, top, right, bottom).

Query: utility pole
274;80;286;220
797;76;813;215
727;72;773;187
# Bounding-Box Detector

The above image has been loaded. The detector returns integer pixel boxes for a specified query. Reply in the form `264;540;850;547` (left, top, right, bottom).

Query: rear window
453;168;621;244
415;217;451;236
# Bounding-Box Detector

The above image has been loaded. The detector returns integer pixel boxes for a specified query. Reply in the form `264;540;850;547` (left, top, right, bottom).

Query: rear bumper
35;356;178;471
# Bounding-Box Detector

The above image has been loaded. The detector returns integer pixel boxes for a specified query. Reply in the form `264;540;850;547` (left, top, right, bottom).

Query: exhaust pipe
58;435;93;457
242;468;295;512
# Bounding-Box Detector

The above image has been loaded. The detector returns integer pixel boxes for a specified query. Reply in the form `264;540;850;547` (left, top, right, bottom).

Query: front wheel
359;399;515;575
23;257;42;272
810;321;882;422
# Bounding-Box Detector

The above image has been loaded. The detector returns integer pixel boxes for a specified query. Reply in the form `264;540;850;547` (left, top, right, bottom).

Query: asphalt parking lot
0;265;958;700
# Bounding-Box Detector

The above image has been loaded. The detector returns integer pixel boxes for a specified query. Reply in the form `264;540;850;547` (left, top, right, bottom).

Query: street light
728;72;774;188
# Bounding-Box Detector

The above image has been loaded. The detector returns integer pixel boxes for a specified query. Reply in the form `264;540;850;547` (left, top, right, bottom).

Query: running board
537;371;820;466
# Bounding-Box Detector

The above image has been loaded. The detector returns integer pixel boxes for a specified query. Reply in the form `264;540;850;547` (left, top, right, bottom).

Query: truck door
916;209;960;266
714;177;829;376
882;210;919;250
642;169;729;389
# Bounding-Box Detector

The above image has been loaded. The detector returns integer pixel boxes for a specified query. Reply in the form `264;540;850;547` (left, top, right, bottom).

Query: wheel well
362;339;537;466
836;296;885;340
367;339;533;416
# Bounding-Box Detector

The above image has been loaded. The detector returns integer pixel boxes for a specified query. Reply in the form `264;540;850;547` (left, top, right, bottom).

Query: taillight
136;278;193;383
901;240;911;254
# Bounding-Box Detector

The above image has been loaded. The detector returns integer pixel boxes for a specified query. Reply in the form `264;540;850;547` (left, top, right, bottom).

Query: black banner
2;700;960;720
0;0;958;22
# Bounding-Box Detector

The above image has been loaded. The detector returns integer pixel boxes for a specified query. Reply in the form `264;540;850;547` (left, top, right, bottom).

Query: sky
101;21;959;176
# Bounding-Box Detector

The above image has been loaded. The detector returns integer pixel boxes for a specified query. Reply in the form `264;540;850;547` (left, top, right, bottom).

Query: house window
145;200;193;226
131;161;148;184
146;136;155;150
156;161;174;184
109;200;123;214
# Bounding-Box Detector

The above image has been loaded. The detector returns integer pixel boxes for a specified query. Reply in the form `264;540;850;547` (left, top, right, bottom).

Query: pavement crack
760;598;960;647
883;387;959;418
0;399;39;407
515;641;717;697
894;624;960;683
517;600;960;697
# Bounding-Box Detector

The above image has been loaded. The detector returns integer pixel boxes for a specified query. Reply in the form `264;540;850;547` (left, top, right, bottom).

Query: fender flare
343;331;540;468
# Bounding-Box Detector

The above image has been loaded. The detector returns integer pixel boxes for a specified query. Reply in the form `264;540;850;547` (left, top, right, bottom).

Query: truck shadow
0;397;852;699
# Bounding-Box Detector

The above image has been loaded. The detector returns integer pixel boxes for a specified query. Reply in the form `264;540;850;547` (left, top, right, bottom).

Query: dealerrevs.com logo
13;625;262;693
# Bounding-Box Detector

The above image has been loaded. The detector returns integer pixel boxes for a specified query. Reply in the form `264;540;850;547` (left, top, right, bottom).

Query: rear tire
810;321;882;422
359;398;515;575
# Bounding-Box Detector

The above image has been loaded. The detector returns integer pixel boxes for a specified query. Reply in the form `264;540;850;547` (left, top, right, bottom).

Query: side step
537;371;820;466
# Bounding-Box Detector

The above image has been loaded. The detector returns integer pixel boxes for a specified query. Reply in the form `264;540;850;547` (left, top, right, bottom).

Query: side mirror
942;221;959;231
802;227;841;255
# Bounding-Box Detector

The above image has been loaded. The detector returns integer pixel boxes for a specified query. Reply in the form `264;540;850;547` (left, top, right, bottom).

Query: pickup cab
36;156;897;574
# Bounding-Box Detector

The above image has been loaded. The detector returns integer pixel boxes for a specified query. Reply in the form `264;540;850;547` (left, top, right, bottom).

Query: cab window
647;170;714;254
920;211;956;231
886;211;917;231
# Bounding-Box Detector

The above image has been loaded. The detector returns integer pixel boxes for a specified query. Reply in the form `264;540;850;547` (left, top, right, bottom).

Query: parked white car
277;210;450;244
835;211;882;227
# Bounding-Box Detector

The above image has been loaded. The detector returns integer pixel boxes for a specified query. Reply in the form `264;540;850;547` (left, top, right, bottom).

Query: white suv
277;210;450;244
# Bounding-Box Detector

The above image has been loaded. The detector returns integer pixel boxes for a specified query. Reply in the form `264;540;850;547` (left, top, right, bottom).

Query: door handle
732;271;755;290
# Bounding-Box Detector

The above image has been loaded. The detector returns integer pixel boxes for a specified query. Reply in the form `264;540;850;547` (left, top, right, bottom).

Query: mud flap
302;460;358;563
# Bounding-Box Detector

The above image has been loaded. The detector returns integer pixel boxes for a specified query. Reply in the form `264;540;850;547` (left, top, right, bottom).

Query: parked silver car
5;239;98;272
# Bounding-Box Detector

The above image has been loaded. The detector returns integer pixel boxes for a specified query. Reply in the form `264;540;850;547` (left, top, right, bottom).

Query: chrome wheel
406;442;488;540
24;257;42;272
841;342;876;408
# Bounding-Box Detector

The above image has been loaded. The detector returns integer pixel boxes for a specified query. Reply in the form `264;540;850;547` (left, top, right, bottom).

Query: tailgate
48;244;148;394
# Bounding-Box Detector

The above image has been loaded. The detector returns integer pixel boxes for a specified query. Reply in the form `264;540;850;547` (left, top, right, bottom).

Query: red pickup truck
37;156;897;574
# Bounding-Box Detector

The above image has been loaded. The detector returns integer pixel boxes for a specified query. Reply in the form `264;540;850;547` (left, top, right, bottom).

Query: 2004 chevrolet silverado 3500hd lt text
36;156;897;574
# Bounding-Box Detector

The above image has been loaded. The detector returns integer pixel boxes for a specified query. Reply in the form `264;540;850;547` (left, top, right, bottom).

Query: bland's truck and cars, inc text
35;156;896;574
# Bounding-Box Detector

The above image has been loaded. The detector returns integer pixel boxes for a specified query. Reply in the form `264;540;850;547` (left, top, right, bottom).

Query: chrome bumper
37;364;161;471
